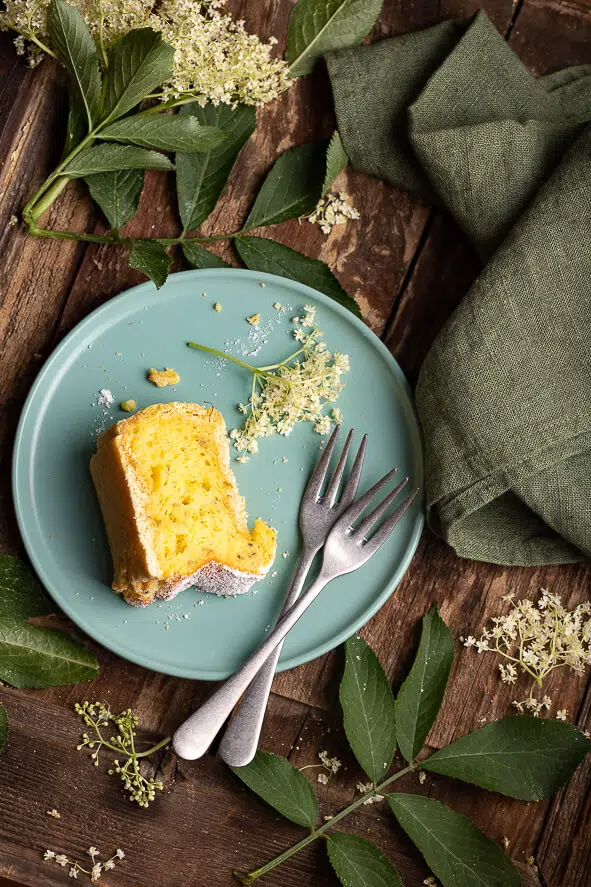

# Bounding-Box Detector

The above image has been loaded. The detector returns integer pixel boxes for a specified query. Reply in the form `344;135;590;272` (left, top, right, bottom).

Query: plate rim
12;268;424;679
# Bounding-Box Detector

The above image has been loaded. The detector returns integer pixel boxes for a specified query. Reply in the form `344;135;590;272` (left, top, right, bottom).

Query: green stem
28;31;58;61
136;736;171;759
188;343;268;375
236;766;415;885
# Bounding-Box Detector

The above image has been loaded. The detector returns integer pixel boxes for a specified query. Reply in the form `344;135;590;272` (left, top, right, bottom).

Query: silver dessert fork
219;426;366;767
173;460;418;762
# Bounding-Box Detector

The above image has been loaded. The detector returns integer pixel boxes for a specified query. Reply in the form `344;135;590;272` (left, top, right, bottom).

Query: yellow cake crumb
247;313;261;326
120;399;137;412
213;302;222;312
148;368;180;388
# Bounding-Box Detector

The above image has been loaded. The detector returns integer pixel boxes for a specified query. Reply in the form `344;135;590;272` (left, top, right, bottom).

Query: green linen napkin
326;11;591;565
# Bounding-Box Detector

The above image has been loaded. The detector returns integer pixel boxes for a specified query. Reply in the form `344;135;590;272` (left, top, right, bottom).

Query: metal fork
173;464;418;761
219;426;366;767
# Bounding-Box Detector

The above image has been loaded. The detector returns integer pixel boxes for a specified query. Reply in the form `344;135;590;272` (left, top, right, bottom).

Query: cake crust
90;402;276;607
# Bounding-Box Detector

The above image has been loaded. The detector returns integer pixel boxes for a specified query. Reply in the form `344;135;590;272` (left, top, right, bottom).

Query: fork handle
218;545;318;767
173;570;330;761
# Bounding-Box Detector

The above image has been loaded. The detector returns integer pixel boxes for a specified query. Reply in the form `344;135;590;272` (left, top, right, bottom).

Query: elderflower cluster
0;0;290;107
462;589;591;715
300;749;342;785
43;847;125;882
74;701;165;807
153;0;290;106
308;192;360;235
0;0;152;65
229;305;350;462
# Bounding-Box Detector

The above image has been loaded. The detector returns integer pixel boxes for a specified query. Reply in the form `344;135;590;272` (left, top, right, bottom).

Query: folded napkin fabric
327;11;591;565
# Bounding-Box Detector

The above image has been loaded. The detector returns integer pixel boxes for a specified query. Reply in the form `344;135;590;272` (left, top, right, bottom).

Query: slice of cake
90;402;276;607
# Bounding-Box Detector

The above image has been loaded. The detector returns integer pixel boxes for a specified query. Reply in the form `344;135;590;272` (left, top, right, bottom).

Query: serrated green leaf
0;703;7;752
395;606;454;763
287;0;383;78
388;794;519;887
47;0;101;130
128;240;171;289
235;236;360;317
0;618;99;689
243;141;327;231
86;169;144;229
177;102;256;232
103;29;174;122
183;242;232;269
231;750;318;827
327;833;403;887
423;716;591;800
322;131;348;196
64;143;173;177
100;114;225;152
0;555;54;621
340;635;396;782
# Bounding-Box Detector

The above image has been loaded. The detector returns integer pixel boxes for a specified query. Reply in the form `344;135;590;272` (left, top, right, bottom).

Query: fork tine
338;433;367;510
341;465;398;526
324;428;354;506
305;425;340;500
363;489;419;552
356;478;408;538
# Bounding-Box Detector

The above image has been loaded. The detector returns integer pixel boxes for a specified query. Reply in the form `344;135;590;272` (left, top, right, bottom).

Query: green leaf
287;0;383;78
128;240;171;289
327;833;403;887
0;703;7;753
0;555;54;621
183;242;232;269
235;236;360;317
100;114;226;153
64;144;173;177
0;618;99;689
177;102;256;232
64;89;88;155
243;141;327;231
395;606;454;763
231;750;318;828
423;716;591;801
103;29;174;122
322;131;348;196
47;0;101;130
86;169;144;229
340;635;397;782
388;794;519;887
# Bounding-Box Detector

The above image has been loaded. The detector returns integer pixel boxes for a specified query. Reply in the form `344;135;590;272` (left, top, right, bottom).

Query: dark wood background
0;1;590;885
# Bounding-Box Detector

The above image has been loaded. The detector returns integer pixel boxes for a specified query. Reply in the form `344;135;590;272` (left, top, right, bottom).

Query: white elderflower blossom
195;307;350;461
1;0;289;107
355;782;384;804
44;845;126;882
150;0;289;106
308;191;360;235
463;589;591;715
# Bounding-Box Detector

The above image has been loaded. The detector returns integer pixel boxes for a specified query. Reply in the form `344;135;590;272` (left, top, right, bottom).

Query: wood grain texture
0;1;590;886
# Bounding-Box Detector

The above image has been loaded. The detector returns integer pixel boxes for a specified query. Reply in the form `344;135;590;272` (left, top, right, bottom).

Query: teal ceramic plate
13;269;423;680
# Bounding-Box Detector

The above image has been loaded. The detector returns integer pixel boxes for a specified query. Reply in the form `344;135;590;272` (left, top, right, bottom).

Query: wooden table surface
0;2;590;886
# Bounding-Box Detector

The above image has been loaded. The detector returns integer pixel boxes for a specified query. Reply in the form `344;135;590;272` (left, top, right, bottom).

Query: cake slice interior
90;402;276;606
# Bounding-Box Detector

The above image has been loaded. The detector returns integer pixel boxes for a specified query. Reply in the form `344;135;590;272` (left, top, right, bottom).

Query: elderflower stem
5;23;58;60
237;766;415;884
187;342;269;375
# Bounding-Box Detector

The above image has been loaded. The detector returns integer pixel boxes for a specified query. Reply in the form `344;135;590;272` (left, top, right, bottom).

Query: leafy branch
230;608;591;887
17;0;369;310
